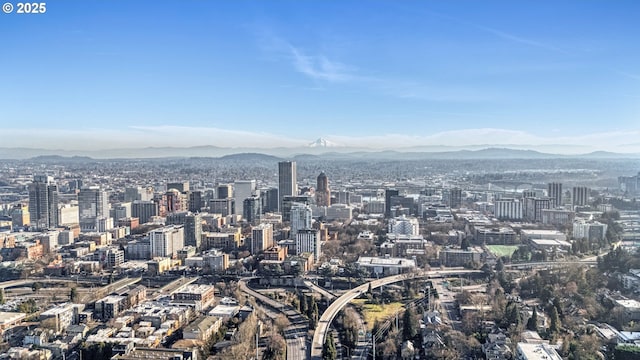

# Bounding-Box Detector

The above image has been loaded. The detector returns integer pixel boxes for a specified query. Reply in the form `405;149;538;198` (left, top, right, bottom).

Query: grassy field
486;245;519;257
351;299;404;330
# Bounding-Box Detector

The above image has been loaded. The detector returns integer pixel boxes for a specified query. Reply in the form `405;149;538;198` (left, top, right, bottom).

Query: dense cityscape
0;153;638;360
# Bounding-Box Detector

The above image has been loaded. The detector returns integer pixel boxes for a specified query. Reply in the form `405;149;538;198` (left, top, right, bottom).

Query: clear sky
1;1;639;153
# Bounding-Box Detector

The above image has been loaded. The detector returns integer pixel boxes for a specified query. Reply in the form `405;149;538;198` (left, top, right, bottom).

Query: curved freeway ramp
310;269;481;359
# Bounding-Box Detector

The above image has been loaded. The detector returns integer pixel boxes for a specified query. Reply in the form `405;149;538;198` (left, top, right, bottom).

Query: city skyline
1;1;640;153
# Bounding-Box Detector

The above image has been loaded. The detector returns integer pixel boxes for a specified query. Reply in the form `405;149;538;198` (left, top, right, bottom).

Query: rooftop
517;343;562;360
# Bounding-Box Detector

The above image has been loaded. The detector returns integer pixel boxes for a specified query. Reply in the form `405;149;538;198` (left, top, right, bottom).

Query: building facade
278;161;297;212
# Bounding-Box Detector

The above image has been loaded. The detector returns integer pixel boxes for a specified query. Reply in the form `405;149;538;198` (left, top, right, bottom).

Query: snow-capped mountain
308;137;338;148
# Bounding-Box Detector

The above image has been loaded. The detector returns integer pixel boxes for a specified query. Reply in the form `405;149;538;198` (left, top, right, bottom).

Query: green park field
486;245;519;258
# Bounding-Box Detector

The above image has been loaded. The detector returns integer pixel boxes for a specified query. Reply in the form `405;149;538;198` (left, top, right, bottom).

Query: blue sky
1;1;639;152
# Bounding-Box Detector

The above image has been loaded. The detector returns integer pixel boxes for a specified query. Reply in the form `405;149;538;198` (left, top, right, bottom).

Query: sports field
486;245;519;257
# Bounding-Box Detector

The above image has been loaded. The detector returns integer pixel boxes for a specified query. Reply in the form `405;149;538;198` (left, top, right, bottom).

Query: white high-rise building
573;220;607;242
388;215;420;236
234;180;256;217
494;199;523;220
296;229;321;260
290;202;312;239
251;223;274;254
150;225;184;258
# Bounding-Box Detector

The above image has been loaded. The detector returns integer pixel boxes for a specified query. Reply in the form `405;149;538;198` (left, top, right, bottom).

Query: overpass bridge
310;269;482;359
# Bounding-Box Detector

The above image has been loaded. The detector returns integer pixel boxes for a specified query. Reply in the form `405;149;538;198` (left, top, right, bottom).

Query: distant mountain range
0;145;638;161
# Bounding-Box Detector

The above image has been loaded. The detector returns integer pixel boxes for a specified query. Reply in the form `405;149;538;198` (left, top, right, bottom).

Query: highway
238;278;309;360
303;279;337;301
0;278;94;290
310;269;481;360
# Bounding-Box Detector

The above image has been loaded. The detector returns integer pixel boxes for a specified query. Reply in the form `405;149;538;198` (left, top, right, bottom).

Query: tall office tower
208;198;234;216
251;223;274;254
281;196;311;222
261;188;279;213
188;191;203;212
167;181;189;193
315;172;331;206
290;202;312;239
572;186;590;207
132;200;158;224
296;229;321;260
278;161;297;212
184;213;202;249
217;184;233;199
494;199;523;220
448;188;463;208
68;179;83;192
110;202;131;222
234;180;256;216
384;189;399;217
78;187;110;232
335;191;351;205
524;197;551;222
547;182;563;208
124;187;152;202
150;225;184;258
243;196;262;225
28;175;59;230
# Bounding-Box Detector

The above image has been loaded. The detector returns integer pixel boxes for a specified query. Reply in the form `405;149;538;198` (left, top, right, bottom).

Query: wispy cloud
287;45;356;83
423;9;569;54
616;70;640;81
475;25;569;54
254;29;502;103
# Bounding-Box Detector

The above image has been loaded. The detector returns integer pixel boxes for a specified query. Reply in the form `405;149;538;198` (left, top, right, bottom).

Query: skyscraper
217;184;233;199
243;195;262;225
251;223;274;254
296;229;321;260
278;161;297;212
78;187;110;232
384;189;399;217
234;180;256;216
132;200;158;224
572;186;590;207
261;188;279;213
184;213;202;249
448;188;463;208
315;172;331;206
548;182;563;208
290;202;312;239
28;175;59;230
188;190;203;212
150;225;184;258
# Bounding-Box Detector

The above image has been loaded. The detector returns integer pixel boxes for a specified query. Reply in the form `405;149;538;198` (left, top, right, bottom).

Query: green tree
0;288;5;305
70;287;78;302
549;307;561;334
402;306;419;340
322;333;337;360
31;282;42;293
526;308;538;331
